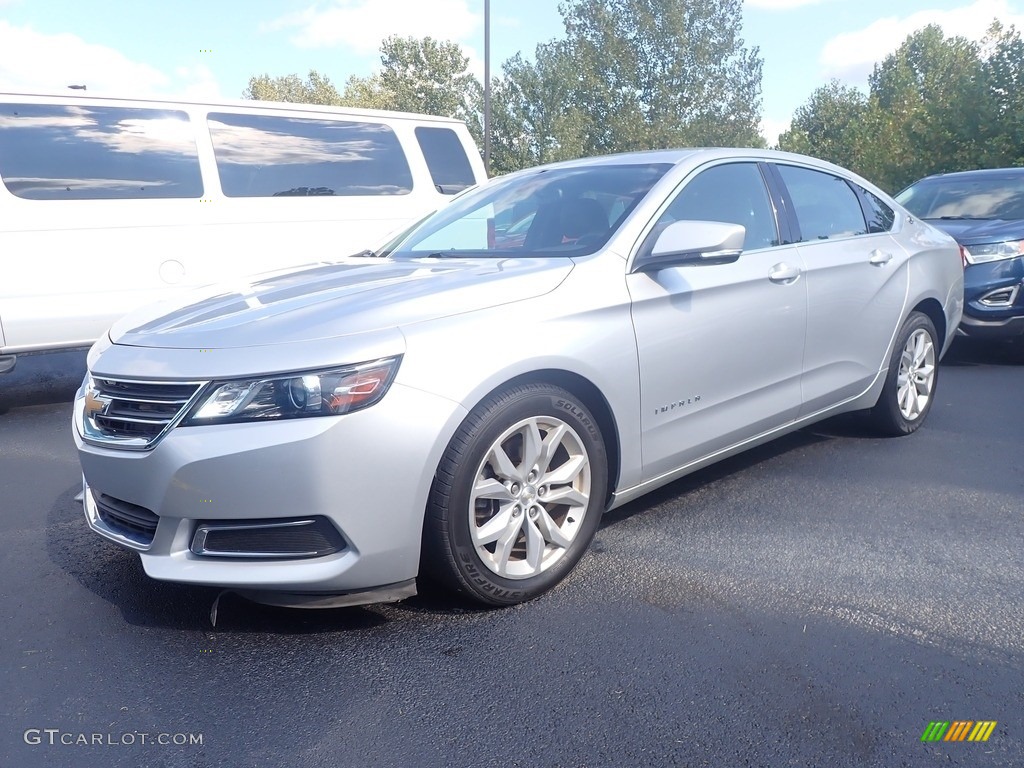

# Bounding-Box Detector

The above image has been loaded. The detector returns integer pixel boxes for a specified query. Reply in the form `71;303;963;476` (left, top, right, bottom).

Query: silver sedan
73;149;964;608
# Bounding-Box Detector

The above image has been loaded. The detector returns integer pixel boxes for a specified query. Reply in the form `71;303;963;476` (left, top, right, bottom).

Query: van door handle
869;250;893;266
768;263;802;284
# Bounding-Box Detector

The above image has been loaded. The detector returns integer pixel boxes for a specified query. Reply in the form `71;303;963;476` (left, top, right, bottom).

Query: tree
778;80;868;169
342;36;483;143
779;22;1022;193
867;25;994;188
242;70;343;106
982;22;1024;166
490;0;764;171
488;46;590;174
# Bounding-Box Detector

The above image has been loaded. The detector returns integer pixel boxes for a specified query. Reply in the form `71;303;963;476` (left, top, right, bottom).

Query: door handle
869;250;893;266
768;263;802;284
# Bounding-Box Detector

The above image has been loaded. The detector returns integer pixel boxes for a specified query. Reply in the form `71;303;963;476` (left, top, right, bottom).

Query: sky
1;0;1023;146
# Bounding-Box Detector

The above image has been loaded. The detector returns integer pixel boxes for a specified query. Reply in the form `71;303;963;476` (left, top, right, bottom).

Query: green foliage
782;22;1024;193
778;80;867;169
245;0;765;174
490;0;763;171
242;70;343;106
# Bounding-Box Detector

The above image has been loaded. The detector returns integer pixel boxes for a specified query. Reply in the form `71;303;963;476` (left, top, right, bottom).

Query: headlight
962;240;1024;265
183;357;401;425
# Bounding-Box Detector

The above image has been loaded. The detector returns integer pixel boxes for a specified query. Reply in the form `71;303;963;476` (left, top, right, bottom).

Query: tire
867;311;939;436
422;383;609;606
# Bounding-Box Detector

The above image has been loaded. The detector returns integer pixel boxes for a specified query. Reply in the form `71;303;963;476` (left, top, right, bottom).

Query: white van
0;92;485;402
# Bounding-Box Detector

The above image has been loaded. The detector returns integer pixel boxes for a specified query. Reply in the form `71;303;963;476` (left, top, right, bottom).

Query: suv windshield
389;163;672;258
896;175;1024;220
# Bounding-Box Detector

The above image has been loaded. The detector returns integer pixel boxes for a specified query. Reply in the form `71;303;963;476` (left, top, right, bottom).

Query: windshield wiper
937;215;990;220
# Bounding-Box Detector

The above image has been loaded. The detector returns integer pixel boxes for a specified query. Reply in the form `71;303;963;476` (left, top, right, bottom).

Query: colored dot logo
199;49;213;53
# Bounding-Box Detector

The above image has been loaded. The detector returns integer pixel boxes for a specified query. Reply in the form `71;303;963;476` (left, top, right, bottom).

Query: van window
208;113;414;197
415;126;476;193
0;104;202;200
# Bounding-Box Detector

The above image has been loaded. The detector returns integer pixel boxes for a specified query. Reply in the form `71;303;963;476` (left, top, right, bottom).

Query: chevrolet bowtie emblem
83;387;112;419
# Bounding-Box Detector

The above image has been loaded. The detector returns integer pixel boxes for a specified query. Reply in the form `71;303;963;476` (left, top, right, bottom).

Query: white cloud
820;0;1024;83
266;0;480;54
747;0;834;9
760;116;792;147
0;21;221;98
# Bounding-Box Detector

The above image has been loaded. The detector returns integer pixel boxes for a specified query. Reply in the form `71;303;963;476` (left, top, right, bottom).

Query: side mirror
632;220;745;273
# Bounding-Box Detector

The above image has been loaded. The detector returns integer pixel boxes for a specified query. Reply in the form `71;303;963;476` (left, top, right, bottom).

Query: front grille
81;377;204;449
95;493;159;545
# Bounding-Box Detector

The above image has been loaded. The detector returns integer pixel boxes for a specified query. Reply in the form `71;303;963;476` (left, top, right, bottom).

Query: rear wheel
422;383;608;606
867;311;939;435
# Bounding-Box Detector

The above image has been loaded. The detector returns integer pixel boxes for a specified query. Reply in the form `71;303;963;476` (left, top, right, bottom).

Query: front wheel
867;311;939;436
422;383;608;606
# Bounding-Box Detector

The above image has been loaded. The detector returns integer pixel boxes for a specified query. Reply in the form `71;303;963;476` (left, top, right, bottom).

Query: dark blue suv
896;168;1024;340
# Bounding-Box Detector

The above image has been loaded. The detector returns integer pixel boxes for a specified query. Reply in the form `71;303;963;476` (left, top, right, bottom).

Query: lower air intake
191;517;346;559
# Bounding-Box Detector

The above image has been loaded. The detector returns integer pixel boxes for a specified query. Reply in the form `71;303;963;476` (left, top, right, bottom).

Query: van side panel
0;93;485;368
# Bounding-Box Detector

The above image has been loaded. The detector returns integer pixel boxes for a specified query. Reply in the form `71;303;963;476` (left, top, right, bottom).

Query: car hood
110;256;574;349
925;218;1024;245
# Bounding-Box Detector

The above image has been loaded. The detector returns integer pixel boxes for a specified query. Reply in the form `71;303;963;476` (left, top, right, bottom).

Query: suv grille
80;377;205;450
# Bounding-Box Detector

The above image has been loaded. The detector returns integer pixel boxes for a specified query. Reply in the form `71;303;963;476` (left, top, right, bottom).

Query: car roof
518;147;858;173
915;167;1024;183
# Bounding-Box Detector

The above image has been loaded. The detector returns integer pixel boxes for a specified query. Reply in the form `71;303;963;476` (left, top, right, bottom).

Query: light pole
484;0;491;176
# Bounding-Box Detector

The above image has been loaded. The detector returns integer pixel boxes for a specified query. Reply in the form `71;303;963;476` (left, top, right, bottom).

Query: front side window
653;162;780;251
208;113;413;197
776;165;867;241
0;103;202;200
389;163;671;258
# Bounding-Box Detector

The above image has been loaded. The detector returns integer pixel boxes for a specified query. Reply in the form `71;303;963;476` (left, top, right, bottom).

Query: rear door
768;163;909;416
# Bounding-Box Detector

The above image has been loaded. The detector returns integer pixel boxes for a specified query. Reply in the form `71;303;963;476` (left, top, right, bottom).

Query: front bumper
960;259;1024;339
74;382;467;598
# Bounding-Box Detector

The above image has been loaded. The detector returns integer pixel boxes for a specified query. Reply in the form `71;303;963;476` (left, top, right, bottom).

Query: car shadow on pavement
43;483;483;634
601;429;834;530
44;483;479;634
941;337;1023;367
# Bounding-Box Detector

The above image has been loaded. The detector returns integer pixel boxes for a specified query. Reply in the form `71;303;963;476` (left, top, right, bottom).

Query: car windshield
896;175;1024;220
388;163;672;258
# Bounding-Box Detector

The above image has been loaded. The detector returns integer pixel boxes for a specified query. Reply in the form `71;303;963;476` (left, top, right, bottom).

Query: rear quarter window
0;103;203;200
208;113;413;197
415;126;477;194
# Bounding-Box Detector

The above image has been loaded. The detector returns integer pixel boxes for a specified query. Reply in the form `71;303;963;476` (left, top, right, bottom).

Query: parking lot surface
1;340;1021;767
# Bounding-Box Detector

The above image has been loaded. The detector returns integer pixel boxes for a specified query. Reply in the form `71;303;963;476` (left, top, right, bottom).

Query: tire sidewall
443;386;608;605
880;312;939;434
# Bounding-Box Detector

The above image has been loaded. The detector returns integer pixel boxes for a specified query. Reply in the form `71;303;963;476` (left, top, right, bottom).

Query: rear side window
777;165;867;241
208;113;413;197
415;126;476;194
0;103;202;200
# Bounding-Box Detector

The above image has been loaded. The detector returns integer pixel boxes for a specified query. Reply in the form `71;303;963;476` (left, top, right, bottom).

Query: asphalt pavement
1;339;1021;767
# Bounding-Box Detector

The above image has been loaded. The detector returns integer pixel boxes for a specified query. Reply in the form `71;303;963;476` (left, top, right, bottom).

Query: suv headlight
183;357;401;425
962;240;1024;265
